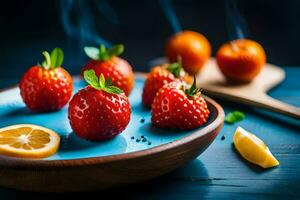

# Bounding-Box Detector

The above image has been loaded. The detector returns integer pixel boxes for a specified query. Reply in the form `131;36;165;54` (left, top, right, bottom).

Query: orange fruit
216;39;266;83
165;30;211;75
0;124;60;159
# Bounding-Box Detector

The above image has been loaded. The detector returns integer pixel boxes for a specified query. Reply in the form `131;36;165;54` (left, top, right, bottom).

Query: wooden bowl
0;75;224;192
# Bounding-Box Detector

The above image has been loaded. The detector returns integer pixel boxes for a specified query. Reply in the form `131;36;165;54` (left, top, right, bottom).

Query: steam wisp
60;0;112;47
160;0;182;33
225;0;249;40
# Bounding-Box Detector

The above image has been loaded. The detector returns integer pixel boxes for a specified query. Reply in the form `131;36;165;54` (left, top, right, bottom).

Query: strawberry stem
99;44;108;60
185;75;201;98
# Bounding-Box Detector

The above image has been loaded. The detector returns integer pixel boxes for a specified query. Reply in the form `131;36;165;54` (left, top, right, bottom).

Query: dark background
1;0;300;83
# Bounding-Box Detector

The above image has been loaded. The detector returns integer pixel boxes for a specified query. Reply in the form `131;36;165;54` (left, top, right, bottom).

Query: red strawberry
68;69;131;141
19;48;73;112
142;59;192;108
151;77;210;130
81;44;134;96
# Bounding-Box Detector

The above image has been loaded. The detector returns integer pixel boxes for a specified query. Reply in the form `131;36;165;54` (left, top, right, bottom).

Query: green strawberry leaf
105;77;113;87
41;51;51;69
225;111;245;124
99;74;106;88
83;70;100;90
98;44;109;60
83;69;124;94
104;86;123;94
84;44;125;61
84;47;100;60
50;48;64;68
167;56;182;77
167;63;181;77
40;48;64;69
107;44;124;57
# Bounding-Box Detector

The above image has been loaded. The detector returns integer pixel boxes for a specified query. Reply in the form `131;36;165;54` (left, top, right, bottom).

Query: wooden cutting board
197;58;300;119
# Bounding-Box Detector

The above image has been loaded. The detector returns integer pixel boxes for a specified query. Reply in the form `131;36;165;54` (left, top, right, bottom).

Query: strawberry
19;48;73;112
68;69;131;141
151;76;210;130
81;44;134;96
142;58;192;108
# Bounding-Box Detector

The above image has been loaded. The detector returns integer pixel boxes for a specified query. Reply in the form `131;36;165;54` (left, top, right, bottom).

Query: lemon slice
233;126;279;168
0;124;60;159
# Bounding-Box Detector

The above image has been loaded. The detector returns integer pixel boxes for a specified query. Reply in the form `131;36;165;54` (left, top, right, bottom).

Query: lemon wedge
233;126;279;168
0;124;60;159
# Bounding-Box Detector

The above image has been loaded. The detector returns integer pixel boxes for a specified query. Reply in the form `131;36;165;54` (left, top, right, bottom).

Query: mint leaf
83;70;100;90
84;47;100;60
225;111;245;124
50;48;64;68
83;70;124;94
99;74;105;88
104;86;123;94
105;77;113;87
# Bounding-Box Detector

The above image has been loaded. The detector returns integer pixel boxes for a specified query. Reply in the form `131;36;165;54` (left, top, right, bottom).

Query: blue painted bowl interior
0;77;216;160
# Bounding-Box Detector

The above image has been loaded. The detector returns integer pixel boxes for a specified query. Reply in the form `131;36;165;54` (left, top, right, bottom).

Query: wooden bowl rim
0;73;224;168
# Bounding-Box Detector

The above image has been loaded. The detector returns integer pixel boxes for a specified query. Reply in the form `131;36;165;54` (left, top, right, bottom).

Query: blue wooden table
0;67;299;199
